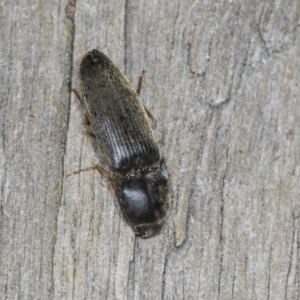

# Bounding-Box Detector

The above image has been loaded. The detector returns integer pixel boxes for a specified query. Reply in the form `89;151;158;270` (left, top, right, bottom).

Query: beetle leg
67;164;113;179
84;115;95;135
70;88;95;135
143;105;155;122
136;70;146;96
70;88;84;106
93;164;113;178
136;70;156;124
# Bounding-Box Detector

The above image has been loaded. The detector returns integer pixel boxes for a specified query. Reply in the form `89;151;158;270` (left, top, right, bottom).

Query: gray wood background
1;0;299;299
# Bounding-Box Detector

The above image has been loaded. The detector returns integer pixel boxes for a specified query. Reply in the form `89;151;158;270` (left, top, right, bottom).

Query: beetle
71;49;169;237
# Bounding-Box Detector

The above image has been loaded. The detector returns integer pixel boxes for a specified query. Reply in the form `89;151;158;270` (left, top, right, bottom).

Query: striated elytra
77;49;169;237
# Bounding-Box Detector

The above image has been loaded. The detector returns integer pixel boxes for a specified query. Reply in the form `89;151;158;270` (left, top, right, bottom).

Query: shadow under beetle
71;50;169;237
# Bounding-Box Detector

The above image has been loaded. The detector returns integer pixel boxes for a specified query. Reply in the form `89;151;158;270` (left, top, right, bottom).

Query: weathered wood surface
1;0;300;299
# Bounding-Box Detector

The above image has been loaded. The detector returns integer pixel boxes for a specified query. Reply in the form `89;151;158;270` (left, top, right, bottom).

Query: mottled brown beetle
71;50;169;237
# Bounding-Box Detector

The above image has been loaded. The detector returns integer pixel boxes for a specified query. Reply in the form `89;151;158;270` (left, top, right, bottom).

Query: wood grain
1;0;300;299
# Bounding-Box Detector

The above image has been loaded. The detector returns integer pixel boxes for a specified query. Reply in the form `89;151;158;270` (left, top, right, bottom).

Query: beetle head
115;160;169;237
